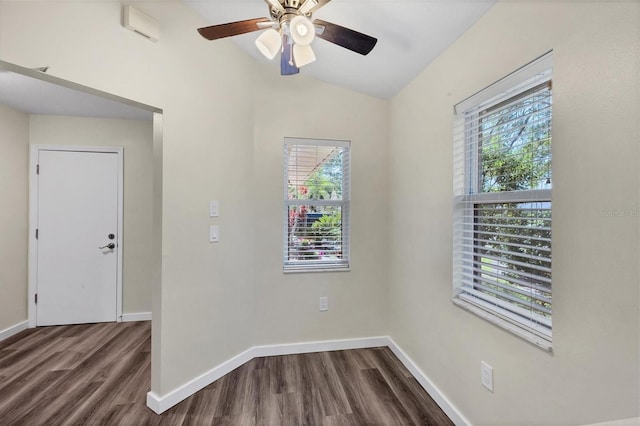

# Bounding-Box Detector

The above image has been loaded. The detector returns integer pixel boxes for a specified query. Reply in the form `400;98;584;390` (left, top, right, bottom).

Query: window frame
452;52;554;351
283;137;351;273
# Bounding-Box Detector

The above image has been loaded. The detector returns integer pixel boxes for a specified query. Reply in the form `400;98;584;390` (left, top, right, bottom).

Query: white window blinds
284;138;350;272
453;53;553;349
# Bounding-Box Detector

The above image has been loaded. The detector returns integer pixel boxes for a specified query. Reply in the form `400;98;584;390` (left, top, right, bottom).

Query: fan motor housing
284;0;301;8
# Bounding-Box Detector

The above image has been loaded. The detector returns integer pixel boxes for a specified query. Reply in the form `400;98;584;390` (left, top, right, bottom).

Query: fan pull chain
289;43;294;66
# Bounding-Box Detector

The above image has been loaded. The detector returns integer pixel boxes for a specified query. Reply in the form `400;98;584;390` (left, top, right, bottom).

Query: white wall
252;66;389;345
0;0;393;398
0;0;257;395
388;2;639;424
3;1;637;424
0;0;391;402
29;115;153;315
0;103;29;332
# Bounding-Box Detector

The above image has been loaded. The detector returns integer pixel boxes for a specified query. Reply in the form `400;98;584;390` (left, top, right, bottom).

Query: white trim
28;147;38;328
147;337;387;414
252;336;389;358
456;189;552;205
0;321;28;342
146;347;255;414
146;336;467;426
286;199;349;207
145;392;162;415
284;136;350;148
386;338;471;426
283;139;351;272
116;149;124;323
584;418;640;426
0;60;162;115
283;266;351;274
121;312;152;322
28;145;124;327
454;51;553;114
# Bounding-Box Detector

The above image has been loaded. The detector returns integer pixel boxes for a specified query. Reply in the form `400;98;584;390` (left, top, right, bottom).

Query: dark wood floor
0;321;452;425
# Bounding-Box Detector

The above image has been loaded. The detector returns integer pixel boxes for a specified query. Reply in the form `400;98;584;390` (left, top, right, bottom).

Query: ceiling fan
197;0;377;76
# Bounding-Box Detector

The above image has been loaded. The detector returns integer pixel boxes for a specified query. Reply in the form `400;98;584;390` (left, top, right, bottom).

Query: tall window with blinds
284;138;350;272
453;53;553;349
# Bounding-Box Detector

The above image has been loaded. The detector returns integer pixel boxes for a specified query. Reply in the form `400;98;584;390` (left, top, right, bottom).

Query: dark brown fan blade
314;19;377;56
197;18;270;41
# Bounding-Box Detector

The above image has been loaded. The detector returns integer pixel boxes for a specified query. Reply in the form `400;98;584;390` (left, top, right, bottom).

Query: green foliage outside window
288;150;344;261
474;83;552;318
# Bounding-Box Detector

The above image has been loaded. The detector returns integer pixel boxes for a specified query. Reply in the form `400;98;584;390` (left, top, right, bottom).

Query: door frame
28;144;124;327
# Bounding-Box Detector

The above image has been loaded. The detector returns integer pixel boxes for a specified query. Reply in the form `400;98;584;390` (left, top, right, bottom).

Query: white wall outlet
319;296;328;312
209;200;219;217
209;225;219;243
481;361;494;392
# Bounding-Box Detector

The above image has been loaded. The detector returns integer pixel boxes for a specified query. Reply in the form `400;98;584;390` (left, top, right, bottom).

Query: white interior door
36;150;119;326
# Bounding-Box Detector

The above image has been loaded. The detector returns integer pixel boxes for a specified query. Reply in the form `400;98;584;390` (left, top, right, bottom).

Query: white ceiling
0;68;154;120
185;0;496;99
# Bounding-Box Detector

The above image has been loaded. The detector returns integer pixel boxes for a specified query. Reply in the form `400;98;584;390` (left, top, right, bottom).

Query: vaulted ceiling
185;0;496;99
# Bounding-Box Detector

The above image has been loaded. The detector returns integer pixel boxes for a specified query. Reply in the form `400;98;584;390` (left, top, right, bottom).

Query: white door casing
28;145;124;327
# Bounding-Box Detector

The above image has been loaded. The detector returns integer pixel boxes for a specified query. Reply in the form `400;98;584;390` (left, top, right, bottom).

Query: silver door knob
99;243;116;250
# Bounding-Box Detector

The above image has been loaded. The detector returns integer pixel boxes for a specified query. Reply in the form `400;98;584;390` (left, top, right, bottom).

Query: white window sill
283;265;350;274
452;297;553;353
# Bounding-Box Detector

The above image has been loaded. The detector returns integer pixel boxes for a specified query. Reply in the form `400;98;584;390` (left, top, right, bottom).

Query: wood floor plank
70;342;151;422
327;349;378;424
0;322;453;425
280;391;301;426
0;328;69;369
299;353;331;424
0;350;71;396
0;369;70;423
369;347;453;426
252;366;273;425
360;367;415;425
0;349;17;363
22;380;102;425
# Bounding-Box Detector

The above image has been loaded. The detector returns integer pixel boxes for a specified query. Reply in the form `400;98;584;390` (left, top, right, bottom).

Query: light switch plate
209;200;219;218
209;225;219;243
319;296;328;312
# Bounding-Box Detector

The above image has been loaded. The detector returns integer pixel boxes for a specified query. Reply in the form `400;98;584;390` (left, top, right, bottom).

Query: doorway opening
0;59;163;330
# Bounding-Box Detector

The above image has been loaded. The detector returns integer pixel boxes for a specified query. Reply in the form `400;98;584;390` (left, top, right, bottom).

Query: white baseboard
146;392;162;415
147;347;254;414
253;336;389;357
585;418;640;426
147;335;468;426
0;321;29;342
146;336;388;415
121;312;151;322
387;337;470;426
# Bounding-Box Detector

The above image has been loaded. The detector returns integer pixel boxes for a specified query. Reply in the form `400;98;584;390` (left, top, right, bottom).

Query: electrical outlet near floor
481;361;494;392
319;297;328;312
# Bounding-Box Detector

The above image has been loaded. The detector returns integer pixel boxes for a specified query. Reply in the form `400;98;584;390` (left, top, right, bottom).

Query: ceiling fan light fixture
290;16;315;46
196;0;377;77
293;43;316;67
298;0;318;15
255;28;282;60
265;0;285;13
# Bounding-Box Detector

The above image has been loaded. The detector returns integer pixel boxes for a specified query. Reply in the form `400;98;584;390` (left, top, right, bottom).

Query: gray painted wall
388;2;639;424
0;103;29;332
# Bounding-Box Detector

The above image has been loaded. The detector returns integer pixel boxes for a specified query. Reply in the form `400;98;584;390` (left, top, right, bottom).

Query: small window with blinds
453;52;553;350
284;138;350;272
